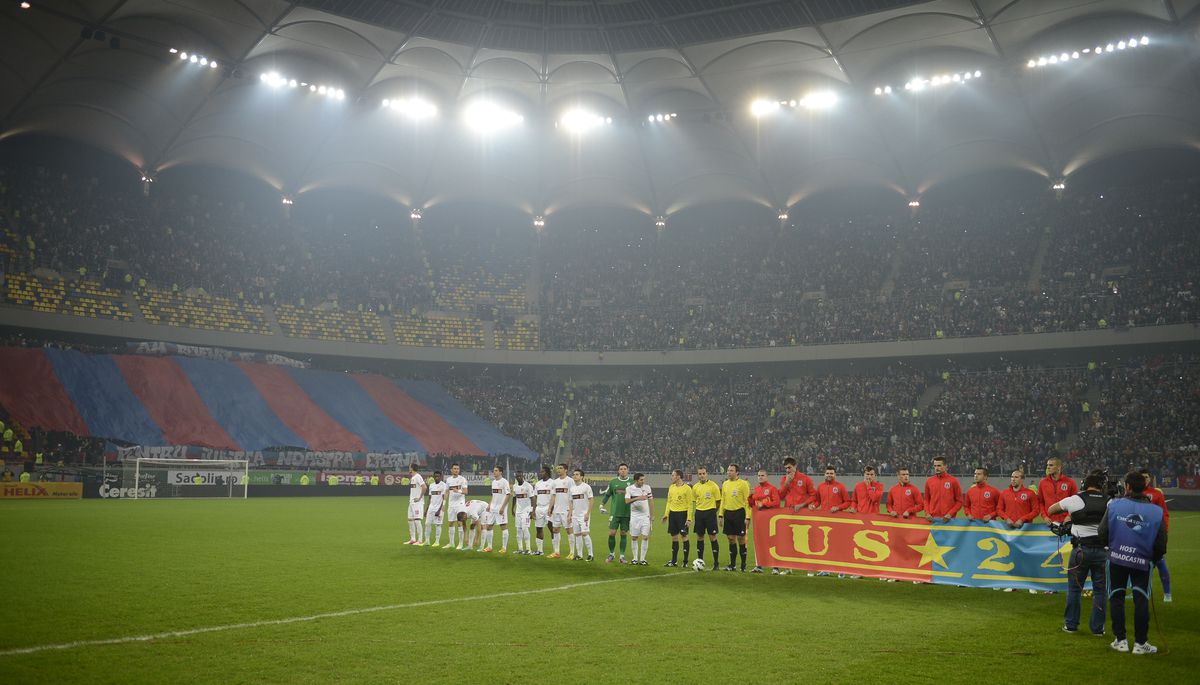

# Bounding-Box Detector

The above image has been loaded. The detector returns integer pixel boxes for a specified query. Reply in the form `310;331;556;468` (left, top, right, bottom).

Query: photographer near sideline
1096;472;1168;655
1047;470;1109;637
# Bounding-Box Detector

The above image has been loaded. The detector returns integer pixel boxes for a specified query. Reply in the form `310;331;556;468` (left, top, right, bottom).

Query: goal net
120;458;249;499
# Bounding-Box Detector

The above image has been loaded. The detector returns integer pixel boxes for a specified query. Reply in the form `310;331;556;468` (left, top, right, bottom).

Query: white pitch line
0;572;681;657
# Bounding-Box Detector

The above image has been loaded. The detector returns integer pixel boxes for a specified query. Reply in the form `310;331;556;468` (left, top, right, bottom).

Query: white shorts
448;501;466;521
571;515;590;535
515;510;532;530
549;510;569;529
630;516;651;537
426;506;444;525
483;509;508;526
534;505;549;528
408;501;425;520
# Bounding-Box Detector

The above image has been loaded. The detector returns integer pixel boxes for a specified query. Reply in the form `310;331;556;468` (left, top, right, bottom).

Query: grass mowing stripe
0;570;683;657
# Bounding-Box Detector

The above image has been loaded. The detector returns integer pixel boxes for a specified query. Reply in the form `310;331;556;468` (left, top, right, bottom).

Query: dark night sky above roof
298;0;928;53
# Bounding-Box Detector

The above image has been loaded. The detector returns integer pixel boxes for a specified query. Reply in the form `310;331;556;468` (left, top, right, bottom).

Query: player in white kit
457;500;489;550
568;469;595;561
546;463;572;558
533;465;554;556
443;463;469;550
625;472;653;565
405;463;427;545
423;471;448;546
481;466;511;553
511;470;535;554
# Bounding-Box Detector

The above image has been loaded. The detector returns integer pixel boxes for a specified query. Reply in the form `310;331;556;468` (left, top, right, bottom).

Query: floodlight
1106;44;1114;52
874;87;883;95
169;48;178;54
750;99;779;117
560;108;607;133
974;70;981;77
209;61;218;69
199;57;208;65
189;54;198;63
464;101;523;133
907;200;920;208
1071;51;1079;59
654;216;667;228
800;91;837;110
1140;36;1149;45
389;97;438;121
884;86;892;94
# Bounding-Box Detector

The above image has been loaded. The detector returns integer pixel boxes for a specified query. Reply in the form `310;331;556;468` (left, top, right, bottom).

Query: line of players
398;456;1171;588
400;462;655;564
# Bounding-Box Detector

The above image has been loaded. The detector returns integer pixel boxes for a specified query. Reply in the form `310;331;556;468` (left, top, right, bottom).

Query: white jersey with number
408;473;425;500
569;482;593;517
626;483;652;517
490;477;510;511
464;500;488;522
427;481;447;509
445;474;468;507
513;481;535;514
551;477;572;513
535;479;553;508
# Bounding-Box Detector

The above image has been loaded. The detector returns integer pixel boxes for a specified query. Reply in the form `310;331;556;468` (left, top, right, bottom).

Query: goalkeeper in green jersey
600;463;633;563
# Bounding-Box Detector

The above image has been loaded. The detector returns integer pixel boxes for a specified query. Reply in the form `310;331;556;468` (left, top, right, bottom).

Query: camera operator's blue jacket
1098;494;1167;571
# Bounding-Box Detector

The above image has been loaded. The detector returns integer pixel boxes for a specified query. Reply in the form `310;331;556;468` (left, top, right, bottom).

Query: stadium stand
393;315;485;348
5;272;131;320
494;319;540;350
135;286;272;335
274;303;386;344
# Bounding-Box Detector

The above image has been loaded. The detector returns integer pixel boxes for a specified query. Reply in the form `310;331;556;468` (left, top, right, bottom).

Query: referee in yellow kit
662;469;694;567
692;467;722;570
719;464;752;572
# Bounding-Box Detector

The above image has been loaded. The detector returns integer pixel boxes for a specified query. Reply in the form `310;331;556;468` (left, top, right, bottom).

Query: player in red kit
964;467;1001;522
848;465;884;514
779;457;815;511
810;466;851;512
886;467;924;518
748;468;780;574
998;470;1039;528
1140;469;1171;602
923;457;962;523
1039;457;1077;524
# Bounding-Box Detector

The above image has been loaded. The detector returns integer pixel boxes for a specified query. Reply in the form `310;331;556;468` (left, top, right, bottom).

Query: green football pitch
2;497;1197;683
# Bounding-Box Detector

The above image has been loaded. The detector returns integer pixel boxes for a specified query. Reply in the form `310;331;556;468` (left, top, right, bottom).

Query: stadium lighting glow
1052;181;1066;190
1027;37;1151;69
189;55;198;63
750;99;780;117
410;209;422;220
647;112;677;123
908;200;921;208
280;197;294;206
777;211;789;221
532;216;545;228
169;48;178;54
559;108;610;133
199;57;207;65
654;216;667;228
463;101;523;133
798;91;838;110
385;97;438;121
209;61;218;69
20;2;31;9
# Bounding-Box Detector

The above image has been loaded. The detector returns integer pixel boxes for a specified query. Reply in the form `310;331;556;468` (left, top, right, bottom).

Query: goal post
124;458;250;499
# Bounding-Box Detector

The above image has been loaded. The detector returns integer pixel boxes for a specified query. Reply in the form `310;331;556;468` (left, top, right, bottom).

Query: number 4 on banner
1041;541;1072;575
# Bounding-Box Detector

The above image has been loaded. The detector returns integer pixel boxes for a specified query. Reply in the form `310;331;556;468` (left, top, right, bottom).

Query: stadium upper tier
0;165;1196;352
2;0;1197;215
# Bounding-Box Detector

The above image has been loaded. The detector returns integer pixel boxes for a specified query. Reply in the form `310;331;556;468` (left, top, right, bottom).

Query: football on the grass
692;558;706;571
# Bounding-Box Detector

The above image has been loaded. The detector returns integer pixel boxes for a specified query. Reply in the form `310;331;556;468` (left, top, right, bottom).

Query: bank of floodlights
169;48;218;70
259;71;344;99
1026;36;1149;68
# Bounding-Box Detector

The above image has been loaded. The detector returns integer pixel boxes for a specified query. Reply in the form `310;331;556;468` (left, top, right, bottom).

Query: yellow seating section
135;287;272;334
274;304;386;344
0;228;20;259
495;320;540;351
394;315;485;348
5;272;131;320
435;263;526;312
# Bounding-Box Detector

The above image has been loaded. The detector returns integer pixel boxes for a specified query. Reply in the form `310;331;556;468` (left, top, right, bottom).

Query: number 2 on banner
1041;541;1071;575
976;538;1015;572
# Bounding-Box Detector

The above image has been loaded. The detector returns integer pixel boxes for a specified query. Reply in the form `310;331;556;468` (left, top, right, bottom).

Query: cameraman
1047;470;1108;636
1097;472;1167;654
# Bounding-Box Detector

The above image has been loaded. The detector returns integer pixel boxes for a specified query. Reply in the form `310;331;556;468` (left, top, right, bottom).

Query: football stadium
1;0;1199;681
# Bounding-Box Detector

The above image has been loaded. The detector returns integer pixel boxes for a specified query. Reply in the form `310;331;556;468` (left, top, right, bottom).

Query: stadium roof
2;0;1198;216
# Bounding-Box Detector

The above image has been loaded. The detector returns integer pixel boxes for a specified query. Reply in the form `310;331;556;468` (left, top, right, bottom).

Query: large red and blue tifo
0;347;533;458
